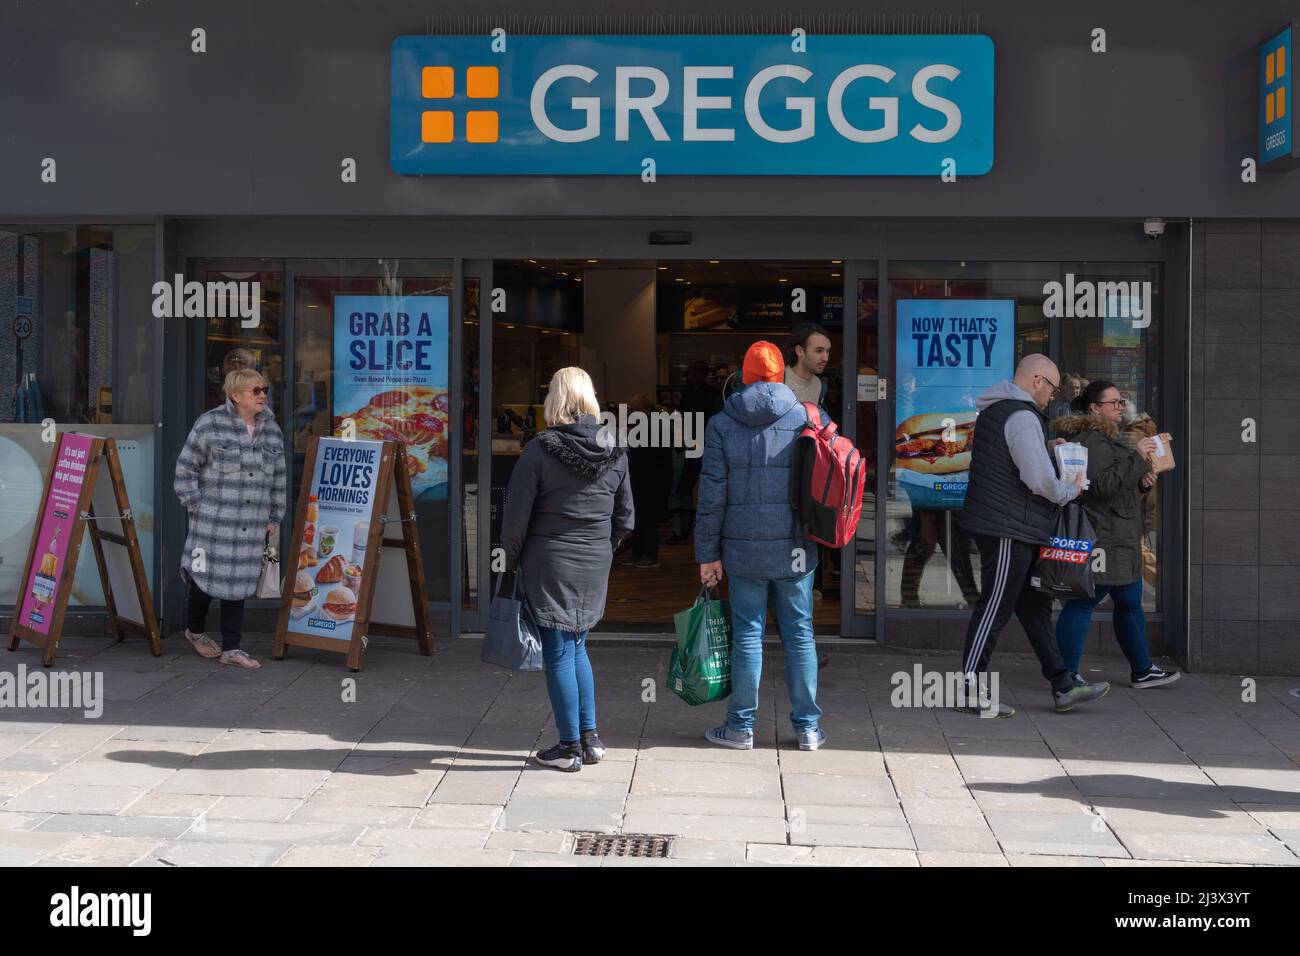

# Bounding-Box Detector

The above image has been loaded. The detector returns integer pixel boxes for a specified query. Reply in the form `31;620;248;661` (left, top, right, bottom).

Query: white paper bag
1055;441;1089;490
255;541;281;599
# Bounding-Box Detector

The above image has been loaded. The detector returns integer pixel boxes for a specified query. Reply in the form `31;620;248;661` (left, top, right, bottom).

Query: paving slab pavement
0;636;1295;867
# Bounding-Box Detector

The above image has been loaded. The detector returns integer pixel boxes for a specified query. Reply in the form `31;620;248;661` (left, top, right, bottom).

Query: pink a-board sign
18;432;95;634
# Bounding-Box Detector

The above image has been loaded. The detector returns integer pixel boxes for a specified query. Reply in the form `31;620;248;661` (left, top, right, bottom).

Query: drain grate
571;832;672;858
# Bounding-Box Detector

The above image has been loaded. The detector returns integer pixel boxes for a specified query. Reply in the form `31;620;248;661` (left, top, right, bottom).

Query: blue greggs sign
390;34;994;175
1261;22;1298;168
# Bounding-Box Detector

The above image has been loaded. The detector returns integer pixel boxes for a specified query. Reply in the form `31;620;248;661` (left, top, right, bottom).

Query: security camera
1143;218;1166;240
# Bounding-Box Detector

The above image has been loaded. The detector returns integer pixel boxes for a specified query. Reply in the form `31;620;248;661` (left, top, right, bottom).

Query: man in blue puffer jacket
695;341;825;752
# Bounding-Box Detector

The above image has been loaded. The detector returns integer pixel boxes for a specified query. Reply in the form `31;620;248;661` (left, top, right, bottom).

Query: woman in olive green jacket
1051;381;1179;689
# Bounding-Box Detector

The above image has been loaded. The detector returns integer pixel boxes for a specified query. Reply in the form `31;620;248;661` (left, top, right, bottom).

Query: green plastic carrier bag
668;585;732;705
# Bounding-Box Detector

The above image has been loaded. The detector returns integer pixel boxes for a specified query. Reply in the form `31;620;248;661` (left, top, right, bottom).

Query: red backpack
790;403;867;549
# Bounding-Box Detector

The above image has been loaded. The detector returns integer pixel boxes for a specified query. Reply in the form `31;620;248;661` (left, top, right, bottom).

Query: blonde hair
223;367;267;400
543;367;600;426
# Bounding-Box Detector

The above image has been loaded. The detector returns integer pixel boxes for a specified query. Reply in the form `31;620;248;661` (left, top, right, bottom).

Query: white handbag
255;537;282;599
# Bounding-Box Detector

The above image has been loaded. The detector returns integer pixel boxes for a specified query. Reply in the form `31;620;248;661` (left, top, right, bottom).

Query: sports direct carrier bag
1031;503;1097;600
790;402;867;549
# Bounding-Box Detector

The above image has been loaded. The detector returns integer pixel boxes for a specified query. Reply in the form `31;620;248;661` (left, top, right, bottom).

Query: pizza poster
333;294;450;500
18;432;95;633
894;299;1015;509
287;438;383;642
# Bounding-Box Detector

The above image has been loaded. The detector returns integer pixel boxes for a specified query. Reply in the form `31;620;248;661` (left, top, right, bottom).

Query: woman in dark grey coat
501;367;633;772
1052;380;1178;689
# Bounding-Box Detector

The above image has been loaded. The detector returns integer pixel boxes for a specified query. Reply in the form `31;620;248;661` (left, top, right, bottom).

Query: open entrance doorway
485;257;848;633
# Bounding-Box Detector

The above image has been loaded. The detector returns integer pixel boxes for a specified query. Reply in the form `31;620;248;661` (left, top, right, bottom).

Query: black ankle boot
580;731;606;764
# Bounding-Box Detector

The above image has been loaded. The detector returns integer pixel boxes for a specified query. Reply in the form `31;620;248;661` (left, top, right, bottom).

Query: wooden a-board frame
7;435;163;666
272;437;433;671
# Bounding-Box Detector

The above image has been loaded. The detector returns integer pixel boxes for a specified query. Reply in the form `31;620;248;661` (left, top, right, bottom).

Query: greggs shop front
3;5;1299;674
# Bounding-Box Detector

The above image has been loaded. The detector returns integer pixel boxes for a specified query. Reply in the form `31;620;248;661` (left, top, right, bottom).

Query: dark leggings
185;578;245;652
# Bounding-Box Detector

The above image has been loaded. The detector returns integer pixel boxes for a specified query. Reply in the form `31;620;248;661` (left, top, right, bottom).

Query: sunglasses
249;386;270;396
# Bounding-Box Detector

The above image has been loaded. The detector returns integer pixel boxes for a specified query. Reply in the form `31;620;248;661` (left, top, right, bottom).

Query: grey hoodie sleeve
1004;410;1080;505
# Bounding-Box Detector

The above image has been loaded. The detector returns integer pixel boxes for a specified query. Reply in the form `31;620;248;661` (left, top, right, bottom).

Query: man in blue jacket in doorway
695;341;824;752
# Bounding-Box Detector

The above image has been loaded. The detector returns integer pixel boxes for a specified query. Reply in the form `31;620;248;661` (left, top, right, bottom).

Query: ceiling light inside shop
658;266;668;271
587;259;598;263
831;273;840;278
831;260;842;264
528;259;537;263
675;277;684;282
709;260;720;264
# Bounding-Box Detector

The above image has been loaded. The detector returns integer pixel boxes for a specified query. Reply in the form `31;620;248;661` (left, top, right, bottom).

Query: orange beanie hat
742;341;785;384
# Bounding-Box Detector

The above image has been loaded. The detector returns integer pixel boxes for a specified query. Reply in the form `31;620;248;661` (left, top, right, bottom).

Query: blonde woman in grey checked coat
174;367;287;668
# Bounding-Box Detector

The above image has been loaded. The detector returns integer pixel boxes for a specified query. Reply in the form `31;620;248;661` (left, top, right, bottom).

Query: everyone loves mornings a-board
273;437;432;671
7;432;162;666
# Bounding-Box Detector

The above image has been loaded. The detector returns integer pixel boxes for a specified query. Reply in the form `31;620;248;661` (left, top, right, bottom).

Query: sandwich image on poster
894;298;1015;509
286;437;383;642
333;294;450;501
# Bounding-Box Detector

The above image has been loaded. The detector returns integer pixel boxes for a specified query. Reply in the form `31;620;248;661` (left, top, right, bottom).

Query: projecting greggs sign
390;34;994;175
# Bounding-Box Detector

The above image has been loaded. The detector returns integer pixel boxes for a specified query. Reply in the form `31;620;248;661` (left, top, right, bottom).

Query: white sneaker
796;728;827;751
704;725;753;750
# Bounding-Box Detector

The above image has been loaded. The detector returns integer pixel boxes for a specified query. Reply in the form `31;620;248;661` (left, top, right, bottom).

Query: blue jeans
538;627;596;743
1055;579;1151;675
726;572;821;734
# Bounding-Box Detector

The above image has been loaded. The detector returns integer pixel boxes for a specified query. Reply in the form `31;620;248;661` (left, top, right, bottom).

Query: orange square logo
422;66;454;99
421;110;454;143
466;110;499;143
467;66;499;99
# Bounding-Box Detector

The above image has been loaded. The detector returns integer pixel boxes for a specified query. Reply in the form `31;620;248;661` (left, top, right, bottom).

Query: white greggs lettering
530;63;963;145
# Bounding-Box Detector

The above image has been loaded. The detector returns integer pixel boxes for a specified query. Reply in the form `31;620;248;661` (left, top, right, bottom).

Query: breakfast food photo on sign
322;585;357;623
290;570;317;619
894;412;976;475
315;554;346;585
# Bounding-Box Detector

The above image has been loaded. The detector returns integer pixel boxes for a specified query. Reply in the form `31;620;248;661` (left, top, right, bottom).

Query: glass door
459;261;490;632
845;263;881;637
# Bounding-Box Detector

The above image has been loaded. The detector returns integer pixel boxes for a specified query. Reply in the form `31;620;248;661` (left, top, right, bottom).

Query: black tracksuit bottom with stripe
961;534;1074;693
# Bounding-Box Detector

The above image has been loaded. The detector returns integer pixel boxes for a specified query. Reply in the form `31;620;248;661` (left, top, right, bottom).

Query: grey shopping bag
481;569;544;672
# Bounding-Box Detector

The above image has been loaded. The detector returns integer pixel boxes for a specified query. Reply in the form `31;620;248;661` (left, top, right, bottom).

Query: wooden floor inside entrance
602;523;841;631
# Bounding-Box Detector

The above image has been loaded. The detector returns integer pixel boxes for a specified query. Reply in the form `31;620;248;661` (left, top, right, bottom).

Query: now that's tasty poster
333;294;450;501
894;298;1015;509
